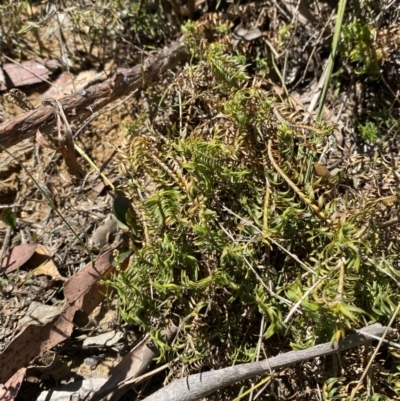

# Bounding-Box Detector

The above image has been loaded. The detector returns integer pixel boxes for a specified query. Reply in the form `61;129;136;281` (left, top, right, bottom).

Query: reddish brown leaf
1;243;37;273
63;250;114;305
2;60;59;88
35;129;56;150
43;69;112;99
0;367;26;401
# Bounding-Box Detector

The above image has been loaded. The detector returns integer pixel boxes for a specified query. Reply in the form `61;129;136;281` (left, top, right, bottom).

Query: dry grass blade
316;0;348;120
267;139;328;222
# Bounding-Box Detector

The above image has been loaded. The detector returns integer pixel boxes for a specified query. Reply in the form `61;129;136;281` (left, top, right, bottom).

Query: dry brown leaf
314;162;331;178
82;330;124;347
1;243;37;273
0;248;125;383
92;324;177;401
17;302;66;331
35;129;55;149
33;245;65;281
43;68;112;99
0;367;26;401
2;60;59;88
33;259;65;281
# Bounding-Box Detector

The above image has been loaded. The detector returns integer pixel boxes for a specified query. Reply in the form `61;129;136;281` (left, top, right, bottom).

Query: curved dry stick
0;37;189;149
143;324;387;401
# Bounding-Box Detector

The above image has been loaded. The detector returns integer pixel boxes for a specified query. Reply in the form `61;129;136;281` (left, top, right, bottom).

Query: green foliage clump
0;0;177;62
356;107;398;143
105;36;400;373
358;120;379;142
341;19;382;79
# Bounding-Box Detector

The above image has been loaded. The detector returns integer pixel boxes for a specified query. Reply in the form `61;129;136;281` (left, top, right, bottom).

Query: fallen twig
142;323;389;401
0;37;188;149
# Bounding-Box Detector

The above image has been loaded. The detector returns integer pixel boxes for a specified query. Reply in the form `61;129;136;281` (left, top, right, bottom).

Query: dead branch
0;37;189;149
142;323;388;401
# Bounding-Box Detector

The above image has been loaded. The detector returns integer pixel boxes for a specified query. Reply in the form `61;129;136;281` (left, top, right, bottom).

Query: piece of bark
37;377;108;401
142;323;387;401
0;37;188;149
89;214;119;250
91;324;178;401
